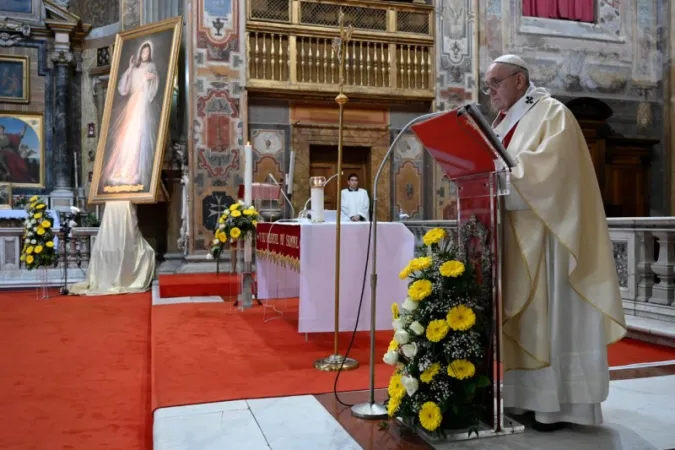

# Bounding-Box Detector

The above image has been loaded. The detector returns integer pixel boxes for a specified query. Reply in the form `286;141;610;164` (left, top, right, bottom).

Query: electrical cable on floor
332;215;374;408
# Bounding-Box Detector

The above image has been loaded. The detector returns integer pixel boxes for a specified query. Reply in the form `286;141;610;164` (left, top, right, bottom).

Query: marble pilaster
50;49;76;210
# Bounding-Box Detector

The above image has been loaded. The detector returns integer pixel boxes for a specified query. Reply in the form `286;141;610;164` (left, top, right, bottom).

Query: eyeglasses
481;72;519;95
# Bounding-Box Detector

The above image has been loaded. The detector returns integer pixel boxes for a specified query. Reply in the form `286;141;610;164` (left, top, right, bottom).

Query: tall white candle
244;142;253;206
286;150;296;195
310;187;325;223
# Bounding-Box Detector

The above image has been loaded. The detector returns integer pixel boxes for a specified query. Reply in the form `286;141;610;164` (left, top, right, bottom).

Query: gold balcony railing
245;0;435;101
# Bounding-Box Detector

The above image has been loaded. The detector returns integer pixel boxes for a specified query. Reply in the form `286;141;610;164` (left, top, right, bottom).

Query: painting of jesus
89;17;182;204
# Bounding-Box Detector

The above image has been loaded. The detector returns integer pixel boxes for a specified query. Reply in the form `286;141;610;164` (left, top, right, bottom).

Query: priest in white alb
486;55;626;431
341;173;370;222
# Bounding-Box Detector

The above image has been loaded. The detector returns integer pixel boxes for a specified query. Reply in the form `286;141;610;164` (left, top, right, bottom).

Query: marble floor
153;373;675;450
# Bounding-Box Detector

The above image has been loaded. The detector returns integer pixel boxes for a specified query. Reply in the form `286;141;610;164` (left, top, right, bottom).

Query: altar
255;221;414;333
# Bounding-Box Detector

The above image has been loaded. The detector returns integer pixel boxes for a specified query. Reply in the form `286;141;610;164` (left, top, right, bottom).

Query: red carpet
158;273;244;299
608;337;675;366
0;290;152;450
151;299;393;409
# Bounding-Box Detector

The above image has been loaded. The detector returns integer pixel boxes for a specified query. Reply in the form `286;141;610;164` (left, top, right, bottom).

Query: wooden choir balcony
245;0;435;101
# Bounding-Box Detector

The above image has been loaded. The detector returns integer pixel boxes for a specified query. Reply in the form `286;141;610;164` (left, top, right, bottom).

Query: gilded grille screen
250;0;290;22
299;2;387;31
397;11;430;35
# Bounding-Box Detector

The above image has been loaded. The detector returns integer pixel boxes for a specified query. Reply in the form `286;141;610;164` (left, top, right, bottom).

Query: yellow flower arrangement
422;228;446;246
425;319;450;342
440;260;465;278
447;359;476;380
209;201;262;259
21;198;57;270
446;305;476;331
407;279;432;301
418;402;442;432
384;218;492;435
420;363;441;383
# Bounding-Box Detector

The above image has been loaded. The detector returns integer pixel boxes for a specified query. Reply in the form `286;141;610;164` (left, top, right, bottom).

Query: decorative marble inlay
613;241;629;288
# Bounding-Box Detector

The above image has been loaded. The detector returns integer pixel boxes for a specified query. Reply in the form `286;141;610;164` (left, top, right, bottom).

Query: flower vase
35;265;49;300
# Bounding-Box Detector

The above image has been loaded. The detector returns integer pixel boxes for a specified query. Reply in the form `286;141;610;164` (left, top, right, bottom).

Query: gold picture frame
0;55;30;104
0;112;45;188
89;16;183;204
0;183;11;209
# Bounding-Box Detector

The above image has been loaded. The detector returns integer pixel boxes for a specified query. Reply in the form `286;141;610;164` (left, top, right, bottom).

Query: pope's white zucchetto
492;54;529;72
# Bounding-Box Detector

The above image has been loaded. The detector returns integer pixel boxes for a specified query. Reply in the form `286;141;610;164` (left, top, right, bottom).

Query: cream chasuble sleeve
502;97;626;372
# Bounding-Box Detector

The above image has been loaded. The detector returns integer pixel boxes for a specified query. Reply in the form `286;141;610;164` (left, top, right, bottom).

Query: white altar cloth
256;222;414;333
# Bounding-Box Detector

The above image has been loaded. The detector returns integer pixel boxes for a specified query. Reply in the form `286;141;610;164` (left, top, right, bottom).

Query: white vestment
495;85;626;425
340;188;370;221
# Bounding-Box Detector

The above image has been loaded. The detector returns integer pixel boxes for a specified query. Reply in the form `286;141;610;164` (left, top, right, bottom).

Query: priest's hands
350;216;360;222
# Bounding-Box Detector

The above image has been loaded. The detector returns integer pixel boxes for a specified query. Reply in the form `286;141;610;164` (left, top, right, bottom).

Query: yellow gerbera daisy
231;210;242;218
387;373;405;399
391;303;400;320
388;339;399;352
399;264;412;280
216;230;227;243
423;228;446;246
33;213;42;219
20;254;26;261
409;256;432;272
252;220;258;227
41;220;51;229
26;255;35;264
243;209;254;216
425;319;450;342
446;305;476;331
30;195;38;202
26;246;34;255
387;395;402;417
420;363;441;383
439;260;465;278
218;217;225;224
36;204;46;209
447;359;476;380
34;245;43;254
418;401;442;432
407;279;432;301
46;241;54;248
37;228;45;236
229;203;240;211
230;227;242;239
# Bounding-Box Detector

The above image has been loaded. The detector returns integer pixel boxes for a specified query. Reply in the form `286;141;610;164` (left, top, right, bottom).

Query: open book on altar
410;103;516;180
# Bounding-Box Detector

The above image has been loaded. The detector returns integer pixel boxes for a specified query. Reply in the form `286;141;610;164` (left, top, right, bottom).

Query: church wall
427;0;667;217
187;0;247;255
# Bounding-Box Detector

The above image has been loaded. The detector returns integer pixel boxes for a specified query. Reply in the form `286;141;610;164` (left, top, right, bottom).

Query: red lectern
410;104;524;440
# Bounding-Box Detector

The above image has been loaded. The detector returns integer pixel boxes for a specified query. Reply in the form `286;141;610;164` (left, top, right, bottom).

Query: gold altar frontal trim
103;184;145;193
256;249;300;271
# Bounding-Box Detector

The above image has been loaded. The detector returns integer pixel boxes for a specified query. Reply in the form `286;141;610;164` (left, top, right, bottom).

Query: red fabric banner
255;223;301;267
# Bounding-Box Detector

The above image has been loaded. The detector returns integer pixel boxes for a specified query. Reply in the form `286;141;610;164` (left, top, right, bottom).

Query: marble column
50;49;75;210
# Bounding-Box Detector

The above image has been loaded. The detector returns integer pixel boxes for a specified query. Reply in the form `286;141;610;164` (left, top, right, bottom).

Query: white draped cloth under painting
70;201;155;296
496;85;626;425
102;41;160;192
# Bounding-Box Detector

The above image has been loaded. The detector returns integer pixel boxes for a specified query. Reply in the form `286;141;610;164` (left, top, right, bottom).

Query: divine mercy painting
89;17;182;204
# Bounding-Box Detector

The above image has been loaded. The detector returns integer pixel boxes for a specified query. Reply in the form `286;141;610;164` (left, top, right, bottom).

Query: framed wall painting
0;112;44;188
0;55;30;104
0;183;11;209
0;0;43;24
88;16;183;204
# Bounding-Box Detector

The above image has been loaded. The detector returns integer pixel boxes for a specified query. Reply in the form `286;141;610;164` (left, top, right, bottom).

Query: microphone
267;174;295;219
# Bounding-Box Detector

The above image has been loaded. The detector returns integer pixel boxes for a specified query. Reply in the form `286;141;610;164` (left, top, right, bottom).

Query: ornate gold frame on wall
88;16;183;204
0;111;45;188
0;55;30;104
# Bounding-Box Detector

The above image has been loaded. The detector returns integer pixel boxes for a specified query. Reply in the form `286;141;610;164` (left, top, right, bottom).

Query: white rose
31;239;37;244
402;297;418;312
27;231;33;236
238;200;245;205
205;253;214;260
401;376;419;396
401;342;417;358
383;351;399;365
219;224;225;230
410;321;425;336
70;206;81;214
394;329;410;345
213;239;219;245
393;318;404;330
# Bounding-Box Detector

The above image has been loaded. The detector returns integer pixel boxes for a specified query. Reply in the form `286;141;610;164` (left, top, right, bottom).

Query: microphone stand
59;212;75;295
351;111;446;419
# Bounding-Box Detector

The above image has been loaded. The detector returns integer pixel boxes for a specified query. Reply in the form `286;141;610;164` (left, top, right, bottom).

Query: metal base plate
351;402;388;420
313;354;359;371
403;415;525;442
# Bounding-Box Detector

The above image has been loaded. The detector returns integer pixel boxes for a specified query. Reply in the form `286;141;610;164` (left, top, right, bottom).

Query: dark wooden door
310;145;370;210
